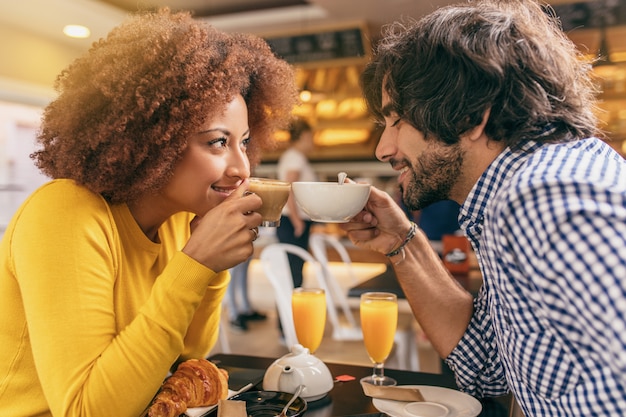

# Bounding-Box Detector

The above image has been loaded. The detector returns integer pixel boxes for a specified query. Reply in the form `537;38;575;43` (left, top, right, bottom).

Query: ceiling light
300;90;312;102
63;24;90;39
316;129;370;146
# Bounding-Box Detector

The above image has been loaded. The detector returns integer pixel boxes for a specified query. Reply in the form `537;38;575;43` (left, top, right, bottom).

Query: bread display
148;359;229;417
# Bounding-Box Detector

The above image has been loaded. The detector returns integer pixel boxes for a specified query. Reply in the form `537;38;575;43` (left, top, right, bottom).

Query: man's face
375;90;464;210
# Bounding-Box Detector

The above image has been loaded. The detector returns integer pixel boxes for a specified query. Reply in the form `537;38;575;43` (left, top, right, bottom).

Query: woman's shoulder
28;179;106;207
16;179;110;223
5;180;117;252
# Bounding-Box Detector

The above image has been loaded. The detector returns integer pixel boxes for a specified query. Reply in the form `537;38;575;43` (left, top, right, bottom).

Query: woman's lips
212;185;238;196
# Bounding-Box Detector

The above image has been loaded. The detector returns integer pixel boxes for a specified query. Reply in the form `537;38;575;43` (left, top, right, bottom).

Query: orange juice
292;288;326;353
360;299;398;363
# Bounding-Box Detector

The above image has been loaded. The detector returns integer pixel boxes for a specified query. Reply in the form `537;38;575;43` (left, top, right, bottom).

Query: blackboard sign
551;0;626;31
265;26;368;65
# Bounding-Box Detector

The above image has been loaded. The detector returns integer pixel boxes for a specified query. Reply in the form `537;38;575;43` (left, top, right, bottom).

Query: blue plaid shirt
445;137;626;416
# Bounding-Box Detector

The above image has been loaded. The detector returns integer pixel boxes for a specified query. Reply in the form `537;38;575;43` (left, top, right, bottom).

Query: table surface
347;265;475;300
207;353;510;417
347;265;404;299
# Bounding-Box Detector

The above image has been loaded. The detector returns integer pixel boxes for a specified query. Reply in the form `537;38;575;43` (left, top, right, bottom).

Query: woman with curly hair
0;9;297;417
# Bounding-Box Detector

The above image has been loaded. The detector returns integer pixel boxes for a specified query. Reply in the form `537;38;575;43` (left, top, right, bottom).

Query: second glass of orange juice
360;291;398;386
292;288;326;353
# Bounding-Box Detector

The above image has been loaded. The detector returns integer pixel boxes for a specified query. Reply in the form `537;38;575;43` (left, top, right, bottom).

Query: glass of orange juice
360;292;398;386
292;288;326;353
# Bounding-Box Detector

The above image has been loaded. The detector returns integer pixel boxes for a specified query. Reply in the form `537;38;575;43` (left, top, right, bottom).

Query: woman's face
161;94;251;216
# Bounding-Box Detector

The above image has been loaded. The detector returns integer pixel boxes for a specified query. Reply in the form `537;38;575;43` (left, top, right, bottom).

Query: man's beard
401;142;464;211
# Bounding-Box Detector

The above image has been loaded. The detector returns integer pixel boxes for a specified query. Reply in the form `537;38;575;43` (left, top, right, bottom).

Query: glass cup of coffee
247;177;291;227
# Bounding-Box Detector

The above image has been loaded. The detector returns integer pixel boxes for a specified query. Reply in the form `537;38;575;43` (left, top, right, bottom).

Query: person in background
342;1;626;416
398;196;461;255
276;118;318;288
415;200;460;242
0;9;297;417
227;257;267;332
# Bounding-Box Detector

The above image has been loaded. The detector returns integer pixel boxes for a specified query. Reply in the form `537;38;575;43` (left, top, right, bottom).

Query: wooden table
347;265;404;299
207;353;510;417
347;265;477;299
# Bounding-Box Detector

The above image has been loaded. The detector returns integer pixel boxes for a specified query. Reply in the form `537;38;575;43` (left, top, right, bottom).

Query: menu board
551;1;626;31
265;26;368;65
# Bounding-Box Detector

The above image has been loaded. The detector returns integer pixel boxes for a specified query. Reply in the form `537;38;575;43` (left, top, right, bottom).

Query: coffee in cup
248;177;291;227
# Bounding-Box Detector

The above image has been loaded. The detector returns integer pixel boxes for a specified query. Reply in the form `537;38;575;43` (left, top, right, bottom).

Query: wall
0;23;84;91
0;101;50;236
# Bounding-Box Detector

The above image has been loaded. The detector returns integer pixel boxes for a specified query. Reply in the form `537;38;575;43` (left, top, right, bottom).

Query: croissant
148;358;229;417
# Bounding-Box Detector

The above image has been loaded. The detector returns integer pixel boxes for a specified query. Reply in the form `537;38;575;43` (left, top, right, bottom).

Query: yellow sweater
0;180;228;417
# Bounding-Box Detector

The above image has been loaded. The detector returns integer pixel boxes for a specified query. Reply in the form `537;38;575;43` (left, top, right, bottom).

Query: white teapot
263;344;334;401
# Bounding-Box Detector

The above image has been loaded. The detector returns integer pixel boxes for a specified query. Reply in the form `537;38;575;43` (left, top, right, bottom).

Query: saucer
372;385;481;417
186;390;307;417
228;390;307;417
404;401;450;417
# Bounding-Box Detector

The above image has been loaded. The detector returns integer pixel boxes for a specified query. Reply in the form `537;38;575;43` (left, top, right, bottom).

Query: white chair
309;233;420;371
217;322;232;354
259;243;328;349
309;233;362;341
214;301;231;354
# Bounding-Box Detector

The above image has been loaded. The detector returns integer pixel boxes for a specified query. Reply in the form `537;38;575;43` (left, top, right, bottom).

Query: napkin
217;399;247;417
361;382;426;402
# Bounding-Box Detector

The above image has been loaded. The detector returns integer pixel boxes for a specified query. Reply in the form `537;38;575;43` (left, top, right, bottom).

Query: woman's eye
208;138;227;148
391;118;402;128
241;137;251;150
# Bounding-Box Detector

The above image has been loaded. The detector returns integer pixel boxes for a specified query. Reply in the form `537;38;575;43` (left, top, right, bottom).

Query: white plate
372;385;482;417
184;389;236;417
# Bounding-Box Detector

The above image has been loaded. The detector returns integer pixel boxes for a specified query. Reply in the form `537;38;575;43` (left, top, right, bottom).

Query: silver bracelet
385;221;418;258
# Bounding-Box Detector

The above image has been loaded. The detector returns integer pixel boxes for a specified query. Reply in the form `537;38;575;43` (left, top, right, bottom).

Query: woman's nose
227;147;250;179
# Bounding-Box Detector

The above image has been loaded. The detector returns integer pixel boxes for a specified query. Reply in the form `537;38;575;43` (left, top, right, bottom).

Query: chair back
259;243;329;349
309;234;421;370
309;234;362;340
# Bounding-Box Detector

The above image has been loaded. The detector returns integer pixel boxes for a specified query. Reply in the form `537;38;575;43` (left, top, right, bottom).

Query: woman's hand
183;182;262;272
340;186;412;255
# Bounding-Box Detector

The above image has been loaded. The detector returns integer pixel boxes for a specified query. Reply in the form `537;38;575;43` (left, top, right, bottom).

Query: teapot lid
290;344;309;356
274;344;323;367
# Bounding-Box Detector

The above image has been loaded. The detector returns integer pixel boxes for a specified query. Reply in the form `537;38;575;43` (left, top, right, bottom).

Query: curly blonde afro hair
33;9;298;203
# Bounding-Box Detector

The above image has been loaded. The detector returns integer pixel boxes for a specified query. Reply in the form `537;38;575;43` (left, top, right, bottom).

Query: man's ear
464;108;491;142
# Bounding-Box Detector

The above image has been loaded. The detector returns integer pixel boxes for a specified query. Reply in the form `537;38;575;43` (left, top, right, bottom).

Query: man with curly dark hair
0;9;297;417
342;0;626;415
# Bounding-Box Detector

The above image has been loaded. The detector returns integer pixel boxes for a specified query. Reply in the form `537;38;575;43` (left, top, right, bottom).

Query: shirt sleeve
181;272;228;360
11;181;227;417
510;176;626;388
445;286;510;397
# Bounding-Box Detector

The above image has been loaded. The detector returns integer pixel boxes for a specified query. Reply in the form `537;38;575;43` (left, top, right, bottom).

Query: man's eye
391;118;402;127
